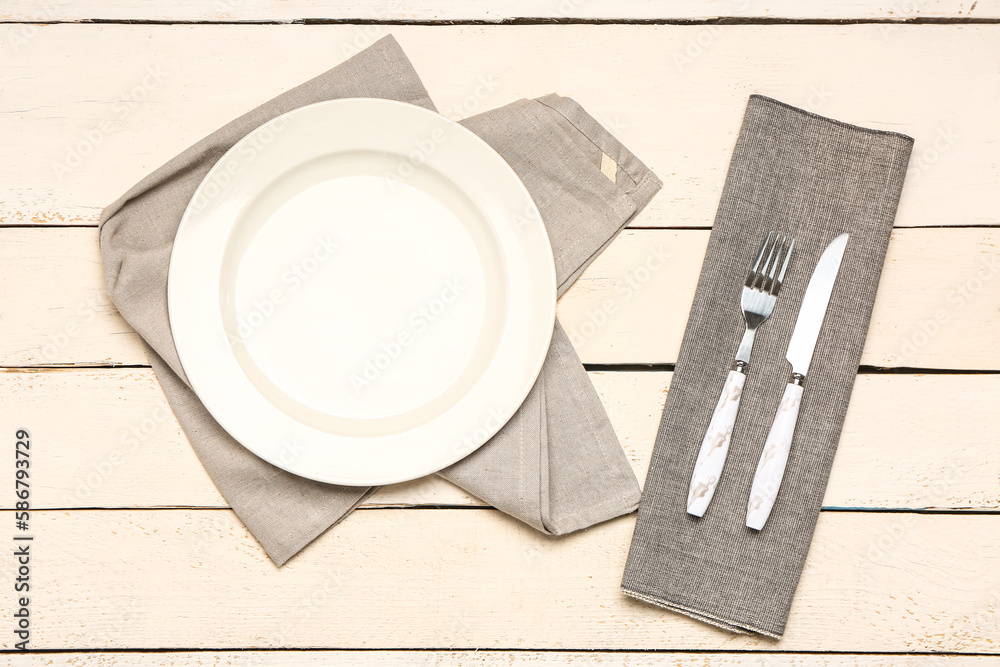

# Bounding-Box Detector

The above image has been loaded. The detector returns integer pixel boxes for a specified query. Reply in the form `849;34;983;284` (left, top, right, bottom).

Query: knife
745;233;849;531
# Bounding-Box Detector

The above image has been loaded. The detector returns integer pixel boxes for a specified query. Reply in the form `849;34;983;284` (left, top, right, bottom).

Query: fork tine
773;238;795;294
765;235;786;292
757;233;780;290
746;231;773;287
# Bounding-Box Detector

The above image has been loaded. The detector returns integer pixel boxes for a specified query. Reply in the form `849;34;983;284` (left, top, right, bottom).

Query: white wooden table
2;2;999;664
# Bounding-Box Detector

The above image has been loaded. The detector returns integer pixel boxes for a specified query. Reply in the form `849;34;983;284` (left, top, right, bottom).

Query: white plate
168;99;556;486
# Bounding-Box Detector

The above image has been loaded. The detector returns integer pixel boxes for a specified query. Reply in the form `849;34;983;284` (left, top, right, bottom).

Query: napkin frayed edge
621;587;779;639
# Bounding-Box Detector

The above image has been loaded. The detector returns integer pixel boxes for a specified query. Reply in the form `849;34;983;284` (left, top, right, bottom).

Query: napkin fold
621;95;913;637
99;36;660;565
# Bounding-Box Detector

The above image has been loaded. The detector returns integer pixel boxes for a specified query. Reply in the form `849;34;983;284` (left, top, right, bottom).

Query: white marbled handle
746;381;804;530
687;370;746;517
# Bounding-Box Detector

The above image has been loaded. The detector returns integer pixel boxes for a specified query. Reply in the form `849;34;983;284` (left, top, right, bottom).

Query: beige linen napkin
100;36;661;565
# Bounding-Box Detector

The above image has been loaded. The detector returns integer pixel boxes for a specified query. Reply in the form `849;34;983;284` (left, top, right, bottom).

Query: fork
687;231;794;517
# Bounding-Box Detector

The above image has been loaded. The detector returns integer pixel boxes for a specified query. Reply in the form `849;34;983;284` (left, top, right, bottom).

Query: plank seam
0;504;1000;517
1;18;999;26
4;224;997;230
3;648;1000;655
624;224;1000;230
4;364;999;374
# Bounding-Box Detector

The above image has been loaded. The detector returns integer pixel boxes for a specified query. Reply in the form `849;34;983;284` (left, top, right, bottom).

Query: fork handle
687;369;746;517
746;381;804;530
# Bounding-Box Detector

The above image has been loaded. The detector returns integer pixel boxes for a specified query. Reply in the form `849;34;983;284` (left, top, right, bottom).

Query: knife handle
687;369;746;517
746;380;804;530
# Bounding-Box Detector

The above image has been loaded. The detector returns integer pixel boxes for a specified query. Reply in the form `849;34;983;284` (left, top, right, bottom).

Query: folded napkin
621;95;913;637
99;35;660;565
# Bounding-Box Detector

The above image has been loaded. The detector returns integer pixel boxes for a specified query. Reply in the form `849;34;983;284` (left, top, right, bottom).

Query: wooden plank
3;0;998;22
3;228;998;370
6;652;997;666
2;24;998;228
2;368;996;511
564;228;1000;369
1;510;997;651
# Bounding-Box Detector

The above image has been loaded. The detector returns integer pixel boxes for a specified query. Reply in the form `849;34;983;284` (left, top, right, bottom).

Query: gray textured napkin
621;95;913;638
99;36;660;565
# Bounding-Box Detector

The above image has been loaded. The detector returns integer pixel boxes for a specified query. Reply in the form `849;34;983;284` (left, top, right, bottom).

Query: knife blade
746;233;849;530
